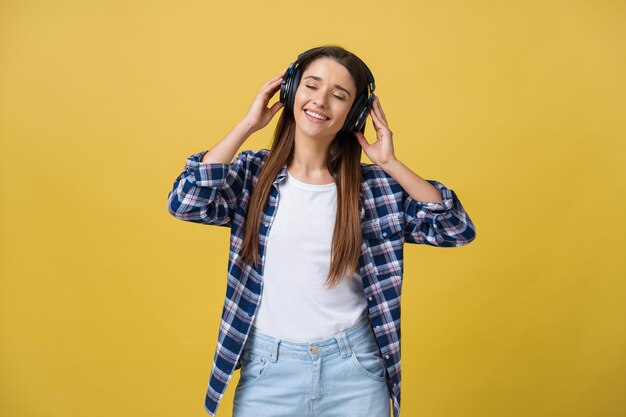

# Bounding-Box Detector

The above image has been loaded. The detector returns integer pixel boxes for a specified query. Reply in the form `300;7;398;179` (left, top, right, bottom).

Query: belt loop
270;338;280;363
335;331;352;358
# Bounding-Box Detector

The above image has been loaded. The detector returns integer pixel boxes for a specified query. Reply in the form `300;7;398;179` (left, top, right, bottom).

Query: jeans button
310;345;319;355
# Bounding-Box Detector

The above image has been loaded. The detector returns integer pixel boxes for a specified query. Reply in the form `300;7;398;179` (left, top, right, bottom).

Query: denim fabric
232;317;391;417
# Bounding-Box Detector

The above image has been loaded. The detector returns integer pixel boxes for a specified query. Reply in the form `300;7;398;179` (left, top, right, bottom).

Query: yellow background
1;0;624;416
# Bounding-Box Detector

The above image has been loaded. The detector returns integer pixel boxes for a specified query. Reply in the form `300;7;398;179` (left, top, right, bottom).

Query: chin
297;123;339;139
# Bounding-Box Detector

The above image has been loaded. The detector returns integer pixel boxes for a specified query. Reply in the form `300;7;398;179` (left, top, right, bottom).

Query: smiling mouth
304;109;330;122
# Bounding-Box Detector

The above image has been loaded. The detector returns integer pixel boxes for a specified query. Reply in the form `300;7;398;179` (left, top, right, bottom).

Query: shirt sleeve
403;179;477;246
166;149;251;228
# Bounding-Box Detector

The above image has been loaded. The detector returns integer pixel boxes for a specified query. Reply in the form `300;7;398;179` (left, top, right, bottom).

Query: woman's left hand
355;96;397;166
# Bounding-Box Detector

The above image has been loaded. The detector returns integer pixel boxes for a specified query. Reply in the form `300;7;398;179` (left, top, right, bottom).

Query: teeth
305;110;329;120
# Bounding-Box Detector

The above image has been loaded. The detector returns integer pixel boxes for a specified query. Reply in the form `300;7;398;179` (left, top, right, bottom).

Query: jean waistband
244;317;374;362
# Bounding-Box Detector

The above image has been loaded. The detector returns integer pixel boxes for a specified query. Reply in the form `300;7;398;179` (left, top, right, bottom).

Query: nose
312;91;328;108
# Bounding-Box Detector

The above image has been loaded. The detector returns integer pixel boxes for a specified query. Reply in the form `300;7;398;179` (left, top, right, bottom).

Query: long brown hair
240;45;370;288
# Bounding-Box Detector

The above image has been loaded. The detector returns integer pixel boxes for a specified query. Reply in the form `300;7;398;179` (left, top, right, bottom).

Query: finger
268;77;283;92
354;131;369;148
262;74;284;89
370;96;381;117
371;101;388;129
262;77;284;97
376;97;389;124
272;71;286;83
369;106;384;129
369;106;379;126
371;109;389;134
269;100;284;115
369;98;382;120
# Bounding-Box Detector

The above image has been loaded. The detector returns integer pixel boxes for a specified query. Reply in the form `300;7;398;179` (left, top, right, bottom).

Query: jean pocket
349;335;388;382
237;348;273;390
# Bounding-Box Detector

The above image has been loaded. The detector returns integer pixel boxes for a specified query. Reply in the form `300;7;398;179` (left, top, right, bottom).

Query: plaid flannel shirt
167;148;477;417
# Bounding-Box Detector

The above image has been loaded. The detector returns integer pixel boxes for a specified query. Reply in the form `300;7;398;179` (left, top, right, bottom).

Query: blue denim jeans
232;317;391;417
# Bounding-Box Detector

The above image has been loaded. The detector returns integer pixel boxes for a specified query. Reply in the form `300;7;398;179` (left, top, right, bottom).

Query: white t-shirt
251;169;369;342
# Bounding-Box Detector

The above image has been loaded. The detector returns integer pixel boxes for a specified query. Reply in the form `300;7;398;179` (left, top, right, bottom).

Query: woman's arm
167;72;285;227
202;72;285;164
399;176;477;247
201;121;254;164
379;158;443;204
356;96;476;246
167;147;254;227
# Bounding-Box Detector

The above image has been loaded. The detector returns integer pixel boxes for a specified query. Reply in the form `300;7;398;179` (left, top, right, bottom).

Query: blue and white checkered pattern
167;148;477;417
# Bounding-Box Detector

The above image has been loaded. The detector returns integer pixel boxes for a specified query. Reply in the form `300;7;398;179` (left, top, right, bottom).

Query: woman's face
293;57;357;139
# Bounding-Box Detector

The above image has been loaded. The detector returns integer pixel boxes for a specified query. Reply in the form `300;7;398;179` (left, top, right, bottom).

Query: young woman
167;45;477;417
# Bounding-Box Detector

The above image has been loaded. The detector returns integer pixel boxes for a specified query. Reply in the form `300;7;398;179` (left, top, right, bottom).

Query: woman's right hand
241;72;286;133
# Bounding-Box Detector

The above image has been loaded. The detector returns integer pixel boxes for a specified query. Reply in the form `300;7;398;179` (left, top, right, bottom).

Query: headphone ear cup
279;70;289;106
354;96;373;132
286;68;302;113
280;64;296;112
342;93;367;132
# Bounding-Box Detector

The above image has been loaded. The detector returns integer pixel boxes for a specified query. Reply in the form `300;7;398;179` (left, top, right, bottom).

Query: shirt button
375;325;380;330
368;296;373;301
382;232;387;237
264;222;269;227
385;355;390;359
310;345;319;354
361;243;366;249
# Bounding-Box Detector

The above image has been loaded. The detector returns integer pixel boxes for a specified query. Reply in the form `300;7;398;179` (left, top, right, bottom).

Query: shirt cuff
185;150;230;188
405;180;455;218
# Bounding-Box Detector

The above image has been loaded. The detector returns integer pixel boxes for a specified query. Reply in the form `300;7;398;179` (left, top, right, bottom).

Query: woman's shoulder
256;148;271;158
360;161;396;185
359;162;405;218
233;148;271;166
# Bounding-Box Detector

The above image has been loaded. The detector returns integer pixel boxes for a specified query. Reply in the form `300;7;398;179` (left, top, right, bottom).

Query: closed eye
305;85;346;101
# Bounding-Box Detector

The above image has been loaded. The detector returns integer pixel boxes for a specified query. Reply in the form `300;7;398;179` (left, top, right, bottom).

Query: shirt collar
273;164;289;186
273;163;365;221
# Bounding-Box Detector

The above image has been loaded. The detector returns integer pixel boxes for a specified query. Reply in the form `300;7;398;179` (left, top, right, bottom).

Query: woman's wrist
238;119;257;137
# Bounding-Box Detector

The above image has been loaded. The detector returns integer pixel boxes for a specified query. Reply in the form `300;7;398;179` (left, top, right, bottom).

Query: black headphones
279;47;376;133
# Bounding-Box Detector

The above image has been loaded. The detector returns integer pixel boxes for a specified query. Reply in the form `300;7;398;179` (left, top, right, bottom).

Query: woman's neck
288;135;334;184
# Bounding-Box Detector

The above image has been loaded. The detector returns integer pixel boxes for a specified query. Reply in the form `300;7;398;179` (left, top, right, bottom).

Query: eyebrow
303;75;352;97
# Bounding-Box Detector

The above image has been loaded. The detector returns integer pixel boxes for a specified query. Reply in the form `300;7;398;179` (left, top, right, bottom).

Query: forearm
379;158;443;205
201;121;255;164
